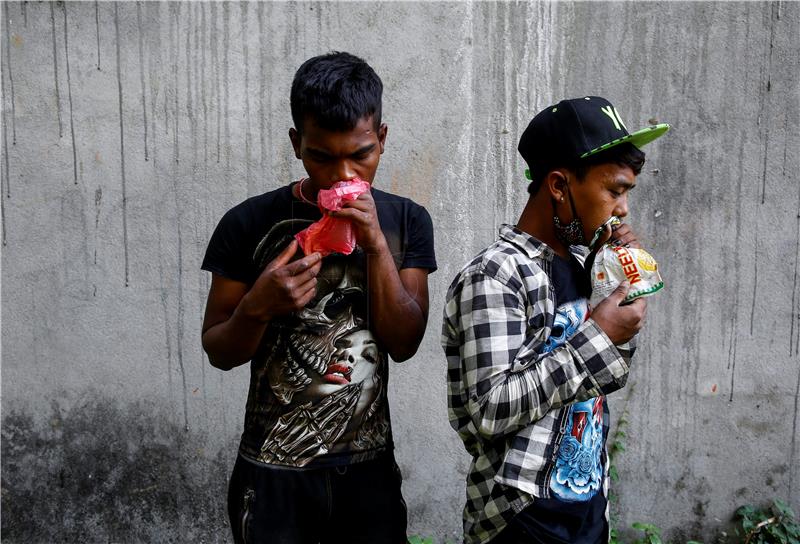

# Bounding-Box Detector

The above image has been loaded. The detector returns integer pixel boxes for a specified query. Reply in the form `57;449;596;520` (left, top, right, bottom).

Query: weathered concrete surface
2;1;798;542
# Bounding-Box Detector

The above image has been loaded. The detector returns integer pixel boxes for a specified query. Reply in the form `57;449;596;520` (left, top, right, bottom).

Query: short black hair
527;142;646;195
290;51;383;134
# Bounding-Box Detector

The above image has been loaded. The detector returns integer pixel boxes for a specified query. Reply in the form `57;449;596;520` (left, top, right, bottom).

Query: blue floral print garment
540;298;604;501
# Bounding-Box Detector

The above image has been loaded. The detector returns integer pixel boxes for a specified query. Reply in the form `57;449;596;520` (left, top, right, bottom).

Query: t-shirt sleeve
201;202;258;284
401;204;437;273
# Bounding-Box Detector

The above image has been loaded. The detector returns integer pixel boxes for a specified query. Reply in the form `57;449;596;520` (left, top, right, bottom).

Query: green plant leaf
641;522;661;534
736;505;757;518
774;499;797;519
772;524;789;540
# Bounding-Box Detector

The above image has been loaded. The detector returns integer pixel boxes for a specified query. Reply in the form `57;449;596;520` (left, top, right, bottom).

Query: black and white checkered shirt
442;225;635;544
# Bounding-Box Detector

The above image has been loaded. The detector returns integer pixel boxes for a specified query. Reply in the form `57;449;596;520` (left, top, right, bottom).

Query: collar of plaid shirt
499;224;553;260
499;223;590;265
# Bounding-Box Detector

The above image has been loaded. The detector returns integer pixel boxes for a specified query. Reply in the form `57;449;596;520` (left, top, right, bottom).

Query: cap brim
580;123;670;159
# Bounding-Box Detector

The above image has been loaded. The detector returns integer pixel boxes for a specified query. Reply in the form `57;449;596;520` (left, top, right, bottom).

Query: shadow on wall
1;395;232;543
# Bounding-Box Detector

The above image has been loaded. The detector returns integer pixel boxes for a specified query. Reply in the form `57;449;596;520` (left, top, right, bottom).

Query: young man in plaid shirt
442;97;669;543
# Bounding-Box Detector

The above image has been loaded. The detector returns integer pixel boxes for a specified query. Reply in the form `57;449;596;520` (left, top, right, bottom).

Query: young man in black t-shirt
202;52;436;544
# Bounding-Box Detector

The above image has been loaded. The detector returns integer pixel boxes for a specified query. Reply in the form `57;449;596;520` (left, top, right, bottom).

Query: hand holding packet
294;179;371;257
587;216;664;308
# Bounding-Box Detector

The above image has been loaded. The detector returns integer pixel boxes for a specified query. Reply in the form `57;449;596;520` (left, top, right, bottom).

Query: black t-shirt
509;253;607;543
202;182;437;468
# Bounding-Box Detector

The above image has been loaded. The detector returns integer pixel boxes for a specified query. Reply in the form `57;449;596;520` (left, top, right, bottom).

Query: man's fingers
608;224;628;241
629;298;647;318
331;207;369;224
342;195;373;209
267;240;300;272
296;275;318;295
609;281;631;305
284;251;322;276
612;233;634;245
336;196;374;216
295;280;318;307
278;274;317;307
610;224;642;249
292;261;322;285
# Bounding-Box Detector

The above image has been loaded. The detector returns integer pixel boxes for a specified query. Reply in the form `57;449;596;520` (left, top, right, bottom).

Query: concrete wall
2;1;798;542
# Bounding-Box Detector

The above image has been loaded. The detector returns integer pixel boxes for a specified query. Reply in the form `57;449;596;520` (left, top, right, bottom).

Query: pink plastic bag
295;179;371;256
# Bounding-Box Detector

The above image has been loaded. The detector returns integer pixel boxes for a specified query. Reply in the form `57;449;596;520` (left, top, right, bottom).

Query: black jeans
491;499;608;544
227;453;408;544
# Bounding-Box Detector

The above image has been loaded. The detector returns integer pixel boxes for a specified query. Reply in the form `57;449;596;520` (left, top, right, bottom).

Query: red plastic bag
295;179;371;256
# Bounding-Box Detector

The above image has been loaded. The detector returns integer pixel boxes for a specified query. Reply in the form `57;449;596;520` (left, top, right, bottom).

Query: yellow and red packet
588;221;664;308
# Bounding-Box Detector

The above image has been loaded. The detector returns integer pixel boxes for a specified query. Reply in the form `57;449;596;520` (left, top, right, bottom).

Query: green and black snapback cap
518;96;670;180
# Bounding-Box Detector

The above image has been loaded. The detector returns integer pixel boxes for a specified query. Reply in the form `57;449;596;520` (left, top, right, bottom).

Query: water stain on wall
136;1;149;163
94;0;101;70
62;1;78;184
1;396;231;542
240;1;253;197
184;3;195;165
210;2;221;165
50;2;63;138
146;1;160;169
1;179;6;246
114;3;130;288
4;3;17;146
168;2;179;165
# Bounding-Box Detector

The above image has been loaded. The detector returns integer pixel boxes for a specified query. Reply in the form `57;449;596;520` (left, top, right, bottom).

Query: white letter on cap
613;107;628;131
600;106;621;130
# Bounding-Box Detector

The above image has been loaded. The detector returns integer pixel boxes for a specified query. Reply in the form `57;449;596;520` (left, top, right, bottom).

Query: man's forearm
464;319;629;440
202;302;270;370
445;271;631;441
365;243;426;361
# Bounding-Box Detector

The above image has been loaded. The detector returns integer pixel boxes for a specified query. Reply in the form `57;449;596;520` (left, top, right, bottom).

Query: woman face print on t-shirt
251;219;389;466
